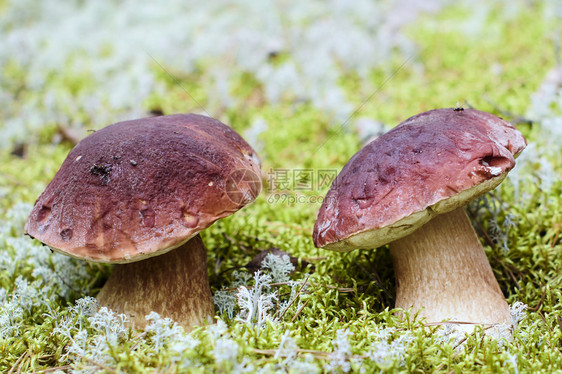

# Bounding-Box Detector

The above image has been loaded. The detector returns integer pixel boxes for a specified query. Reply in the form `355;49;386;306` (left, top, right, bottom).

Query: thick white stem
389;208;511;327
97;234;214;331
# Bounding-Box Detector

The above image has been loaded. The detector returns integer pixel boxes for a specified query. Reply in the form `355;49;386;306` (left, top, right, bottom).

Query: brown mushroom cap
25;113;262;263
313;108;526;251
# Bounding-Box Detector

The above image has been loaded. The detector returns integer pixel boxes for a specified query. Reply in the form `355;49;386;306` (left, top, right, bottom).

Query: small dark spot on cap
112;155;121;160
90;163;112;176
90;163;112;185
60;228;73;241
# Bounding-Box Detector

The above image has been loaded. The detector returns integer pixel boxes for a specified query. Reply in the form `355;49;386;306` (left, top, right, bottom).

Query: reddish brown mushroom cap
25;114;262;263
313;108;526;251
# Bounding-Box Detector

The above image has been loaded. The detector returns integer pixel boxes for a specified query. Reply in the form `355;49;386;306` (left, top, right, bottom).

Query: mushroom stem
96;234;214;331
389;207;511;328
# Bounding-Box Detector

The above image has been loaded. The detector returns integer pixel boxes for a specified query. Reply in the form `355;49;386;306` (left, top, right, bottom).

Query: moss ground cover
1;1;561;372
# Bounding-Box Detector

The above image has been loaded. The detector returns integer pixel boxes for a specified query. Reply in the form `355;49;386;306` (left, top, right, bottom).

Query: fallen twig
29;365;72;374
8;352;28;374
290;298;311;323
278;274;311;320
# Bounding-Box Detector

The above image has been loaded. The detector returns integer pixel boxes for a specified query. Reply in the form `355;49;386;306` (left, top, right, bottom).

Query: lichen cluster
1;0;561;372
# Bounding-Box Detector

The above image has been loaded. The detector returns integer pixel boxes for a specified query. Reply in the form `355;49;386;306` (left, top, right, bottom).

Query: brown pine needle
8;352;27;374
29;366;72;374
278;274;310;320
290;298;311;323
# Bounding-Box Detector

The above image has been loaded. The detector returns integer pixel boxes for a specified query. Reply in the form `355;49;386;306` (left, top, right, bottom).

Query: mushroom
313;108;526;330
25;113;262;330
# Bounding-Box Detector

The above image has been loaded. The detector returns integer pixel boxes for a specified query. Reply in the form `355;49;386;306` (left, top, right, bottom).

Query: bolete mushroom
25;113;262;330
313;108;526;330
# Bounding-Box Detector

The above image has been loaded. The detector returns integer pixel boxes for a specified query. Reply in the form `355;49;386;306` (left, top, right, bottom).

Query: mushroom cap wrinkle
25;113;262;263
313;108;526;251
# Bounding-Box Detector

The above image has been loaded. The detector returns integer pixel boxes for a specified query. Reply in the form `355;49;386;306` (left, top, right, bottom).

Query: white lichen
260;252;295;283
236;271;277;329
365;326;414;368
325;329;354;373
510;301;528;329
